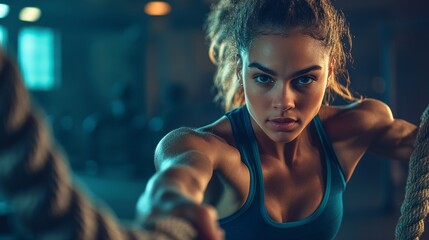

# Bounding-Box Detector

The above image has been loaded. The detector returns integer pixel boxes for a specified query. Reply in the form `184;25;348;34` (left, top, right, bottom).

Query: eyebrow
247;62;322;78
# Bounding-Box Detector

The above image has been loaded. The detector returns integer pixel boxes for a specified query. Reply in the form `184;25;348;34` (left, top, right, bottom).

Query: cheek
300;85;327;114
306;73;328;102
312;84;327;100
243;85;256;106
243;82;268;107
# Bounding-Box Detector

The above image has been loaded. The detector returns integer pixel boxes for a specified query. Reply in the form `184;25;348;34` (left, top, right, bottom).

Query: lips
270;117;296;123
267;117;298;131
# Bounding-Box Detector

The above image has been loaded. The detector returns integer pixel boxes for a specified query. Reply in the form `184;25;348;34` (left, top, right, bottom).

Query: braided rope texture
0;52;197;240
395;105;429;240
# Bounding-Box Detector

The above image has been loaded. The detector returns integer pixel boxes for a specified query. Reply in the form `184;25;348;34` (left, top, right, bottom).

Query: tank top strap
224;106;258;220
225;106;253;160
312;115;347;189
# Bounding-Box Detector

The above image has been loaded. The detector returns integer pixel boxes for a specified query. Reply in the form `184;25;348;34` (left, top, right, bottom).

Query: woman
137;0;418;240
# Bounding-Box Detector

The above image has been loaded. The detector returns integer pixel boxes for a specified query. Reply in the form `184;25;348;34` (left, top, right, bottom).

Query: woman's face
239;33;331;143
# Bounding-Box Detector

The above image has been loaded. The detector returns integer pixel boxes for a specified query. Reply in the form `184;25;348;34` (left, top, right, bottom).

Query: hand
173;203;224;240
137;196;224;240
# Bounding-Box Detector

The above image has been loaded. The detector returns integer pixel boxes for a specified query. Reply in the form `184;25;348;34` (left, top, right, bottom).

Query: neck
252;121;316;167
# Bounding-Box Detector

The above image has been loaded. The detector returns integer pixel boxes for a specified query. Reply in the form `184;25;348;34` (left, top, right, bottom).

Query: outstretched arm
137;128;224;240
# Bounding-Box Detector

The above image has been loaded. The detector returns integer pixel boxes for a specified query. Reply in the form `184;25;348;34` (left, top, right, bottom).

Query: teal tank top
219;106;346;240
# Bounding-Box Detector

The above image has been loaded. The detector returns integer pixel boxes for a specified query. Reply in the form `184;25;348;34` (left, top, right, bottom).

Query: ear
208;43;218;65
327;58;335;87
236;54;243;84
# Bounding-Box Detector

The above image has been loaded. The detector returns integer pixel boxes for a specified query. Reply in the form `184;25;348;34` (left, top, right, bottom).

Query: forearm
135;164;222;240
391;121;418;162
137;163;210;220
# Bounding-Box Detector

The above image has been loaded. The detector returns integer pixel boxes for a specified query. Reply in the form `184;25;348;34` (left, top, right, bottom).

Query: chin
269;132;298;143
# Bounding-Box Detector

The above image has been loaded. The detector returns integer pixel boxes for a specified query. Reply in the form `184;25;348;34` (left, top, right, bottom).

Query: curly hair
205;0;358;111
205;0;244;111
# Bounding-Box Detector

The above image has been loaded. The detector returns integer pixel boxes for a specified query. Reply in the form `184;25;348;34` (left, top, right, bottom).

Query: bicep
344;99;417;161
332;99;417;161
325;99;416;179
369;118;418;162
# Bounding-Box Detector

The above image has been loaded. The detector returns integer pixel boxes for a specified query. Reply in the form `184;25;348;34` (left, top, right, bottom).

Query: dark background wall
0;0;428;239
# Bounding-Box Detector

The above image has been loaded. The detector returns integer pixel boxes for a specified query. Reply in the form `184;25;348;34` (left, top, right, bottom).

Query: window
18;27;60;90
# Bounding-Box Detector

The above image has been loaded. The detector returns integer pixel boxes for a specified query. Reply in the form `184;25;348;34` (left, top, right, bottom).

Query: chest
261;157;326;223
260;154;326;222
215;150;326;223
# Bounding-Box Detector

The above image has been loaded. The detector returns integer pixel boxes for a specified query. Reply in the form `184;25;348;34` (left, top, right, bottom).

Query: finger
195;205;224;240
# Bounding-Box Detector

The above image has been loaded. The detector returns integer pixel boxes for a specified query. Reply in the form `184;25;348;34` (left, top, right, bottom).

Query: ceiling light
0;4;9;18
19;7;41;22
144;1;171;16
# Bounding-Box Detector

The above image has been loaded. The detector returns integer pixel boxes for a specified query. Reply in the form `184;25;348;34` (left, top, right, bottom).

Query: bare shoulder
317;99;402;180
319;98;394;141
155;116;238;169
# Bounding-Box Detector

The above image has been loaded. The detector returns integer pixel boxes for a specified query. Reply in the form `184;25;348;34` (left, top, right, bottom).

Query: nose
272;82;295;111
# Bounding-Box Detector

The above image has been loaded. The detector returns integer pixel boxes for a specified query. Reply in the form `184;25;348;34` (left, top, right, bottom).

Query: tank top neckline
221;106;333;228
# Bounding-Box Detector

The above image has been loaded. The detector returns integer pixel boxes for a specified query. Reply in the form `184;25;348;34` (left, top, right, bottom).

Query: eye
295;76;315;86
254;74;274;85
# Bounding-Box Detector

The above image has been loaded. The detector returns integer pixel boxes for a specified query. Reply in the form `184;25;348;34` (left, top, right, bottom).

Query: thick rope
0;51;197;240
395;105;429;240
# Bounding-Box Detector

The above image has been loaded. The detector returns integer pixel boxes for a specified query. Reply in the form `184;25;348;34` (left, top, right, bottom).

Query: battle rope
0;51;196;240
395;105;429;240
